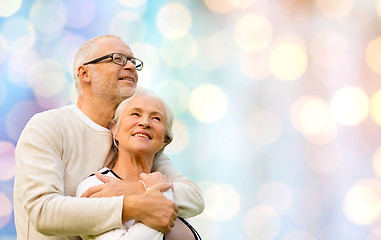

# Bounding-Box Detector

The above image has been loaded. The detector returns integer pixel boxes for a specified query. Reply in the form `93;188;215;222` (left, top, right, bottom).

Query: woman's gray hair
111;87;174;155
72;35;122;94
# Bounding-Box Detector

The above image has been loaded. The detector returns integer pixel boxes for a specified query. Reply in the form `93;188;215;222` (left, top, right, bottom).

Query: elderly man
14;35;204;239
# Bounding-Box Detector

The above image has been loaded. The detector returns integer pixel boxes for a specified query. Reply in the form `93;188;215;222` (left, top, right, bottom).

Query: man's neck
76;96;118;129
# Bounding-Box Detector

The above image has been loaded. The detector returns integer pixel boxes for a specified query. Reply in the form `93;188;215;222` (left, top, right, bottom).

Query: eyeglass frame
83;52;143;71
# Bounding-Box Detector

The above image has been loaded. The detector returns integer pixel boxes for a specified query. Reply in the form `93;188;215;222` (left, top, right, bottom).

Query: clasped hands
81;172;178;233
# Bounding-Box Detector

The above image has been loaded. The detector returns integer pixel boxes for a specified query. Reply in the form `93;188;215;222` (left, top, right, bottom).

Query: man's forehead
96;37;133;56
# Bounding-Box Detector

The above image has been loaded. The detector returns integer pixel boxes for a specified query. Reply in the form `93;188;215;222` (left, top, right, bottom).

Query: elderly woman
76;88;201;240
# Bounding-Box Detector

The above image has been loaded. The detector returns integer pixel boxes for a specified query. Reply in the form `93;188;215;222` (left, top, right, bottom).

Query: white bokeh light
305;144;342;174
110;11;146;44
343;179;381;225
371;90;381;125
8;50;40;88
157;3;192;39
258;181;293;214
119;0;146;7
0;0;22;17
234;14;272;52
189;84;228;123
29;0;67;35
316;0;355;19
331;86;369;126
131;43;160;87
244;205;281;240
165;120;189;155
28;59;67;98
239;49;271;80
269;42;307;81
160;34;197;67
201;181;240;221
1;17;36;54
281;230;316;240
0;193;12;228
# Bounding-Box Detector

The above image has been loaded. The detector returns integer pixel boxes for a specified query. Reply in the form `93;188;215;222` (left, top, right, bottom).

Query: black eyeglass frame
83;53;143;71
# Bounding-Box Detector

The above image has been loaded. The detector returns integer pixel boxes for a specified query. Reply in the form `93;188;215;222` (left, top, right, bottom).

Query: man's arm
14;113;124;236
152;153;205;218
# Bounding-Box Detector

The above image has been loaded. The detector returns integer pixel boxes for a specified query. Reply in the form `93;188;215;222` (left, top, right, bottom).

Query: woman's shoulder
75;167;112;197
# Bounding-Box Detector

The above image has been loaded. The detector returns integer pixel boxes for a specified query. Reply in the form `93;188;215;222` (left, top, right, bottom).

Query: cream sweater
14;105;204;240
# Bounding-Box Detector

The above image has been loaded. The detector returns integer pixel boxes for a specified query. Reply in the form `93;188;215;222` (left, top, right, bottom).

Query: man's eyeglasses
83;53;143;71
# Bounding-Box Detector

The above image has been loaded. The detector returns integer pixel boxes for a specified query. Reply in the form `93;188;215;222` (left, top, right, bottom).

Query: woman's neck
111;149;155;181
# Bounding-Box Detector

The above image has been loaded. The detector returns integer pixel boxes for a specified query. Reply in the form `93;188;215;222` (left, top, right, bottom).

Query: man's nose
123;59;136;71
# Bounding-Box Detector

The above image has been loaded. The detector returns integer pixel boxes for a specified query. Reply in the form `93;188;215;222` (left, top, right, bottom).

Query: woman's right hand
139;172;172;189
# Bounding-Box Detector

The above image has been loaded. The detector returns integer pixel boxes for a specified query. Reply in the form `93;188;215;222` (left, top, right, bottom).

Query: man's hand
123;182;178;233
81;172;145;198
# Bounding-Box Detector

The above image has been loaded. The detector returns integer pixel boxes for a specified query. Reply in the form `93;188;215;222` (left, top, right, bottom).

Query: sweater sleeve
77;179;173;240
152;153;205;218
15;113;123;236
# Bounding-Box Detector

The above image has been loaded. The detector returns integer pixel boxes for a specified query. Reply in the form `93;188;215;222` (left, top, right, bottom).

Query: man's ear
78;66;91;83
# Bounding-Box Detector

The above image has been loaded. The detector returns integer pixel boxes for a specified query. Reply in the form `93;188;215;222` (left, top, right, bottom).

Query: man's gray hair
111;87;174;155
72;35;122;93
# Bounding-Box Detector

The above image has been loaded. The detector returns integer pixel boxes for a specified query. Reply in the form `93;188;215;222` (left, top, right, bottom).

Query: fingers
81;184;103;198
148;182;173;193
95;171;113;183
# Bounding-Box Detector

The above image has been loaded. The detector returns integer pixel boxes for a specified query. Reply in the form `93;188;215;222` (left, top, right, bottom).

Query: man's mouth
133;133;151;139
119;77;135;83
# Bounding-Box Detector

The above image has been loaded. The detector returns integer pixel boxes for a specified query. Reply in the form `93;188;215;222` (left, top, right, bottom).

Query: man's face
89;37;139;104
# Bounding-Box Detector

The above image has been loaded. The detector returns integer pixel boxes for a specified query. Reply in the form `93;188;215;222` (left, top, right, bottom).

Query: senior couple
14;35;204;239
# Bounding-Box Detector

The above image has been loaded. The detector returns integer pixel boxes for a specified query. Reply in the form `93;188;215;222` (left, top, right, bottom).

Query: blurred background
1;0;381;239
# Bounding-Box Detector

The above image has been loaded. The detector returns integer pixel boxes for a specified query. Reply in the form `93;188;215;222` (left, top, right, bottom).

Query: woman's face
115;95;167;155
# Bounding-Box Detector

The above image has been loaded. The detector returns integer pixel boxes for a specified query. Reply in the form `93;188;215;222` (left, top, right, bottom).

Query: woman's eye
131;112;139;116
153;117;161;121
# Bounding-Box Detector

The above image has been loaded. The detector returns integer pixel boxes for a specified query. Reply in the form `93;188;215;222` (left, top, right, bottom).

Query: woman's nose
138;119;150;128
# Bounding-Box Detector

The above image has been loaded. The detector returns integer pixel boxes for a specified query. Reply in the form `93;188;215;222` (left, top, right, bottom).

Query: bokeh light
343;179;381;225
281;230;315;240
157;3;192;39
239;49;271;80
164;120;189;155
366;37;381;75
257;181;293;214
331;86;369;126
310;30;348;70
0;34;7;64
304;144;342;174
1;17;35;54
291;96;337;143
65;0;96;28
131;43;160;87
160;33;197;67
0;0;22;17
234;14;272;53
373;146;381;178
0;193;12;228
118;0;146;8
109;11;146;44
316;0;354;18
269;42;307;81
29;0;67;37
288;188;322;225
156;79;190;115
0;142;15;181
203;0;236;13
244;205;281;240
189;84;227;123
371;90;381;125
200;181;240;221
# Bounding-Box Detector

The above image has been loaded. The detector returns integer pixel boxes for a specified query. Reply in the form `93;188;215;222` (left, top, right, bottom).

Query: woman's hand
139;172;172;189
